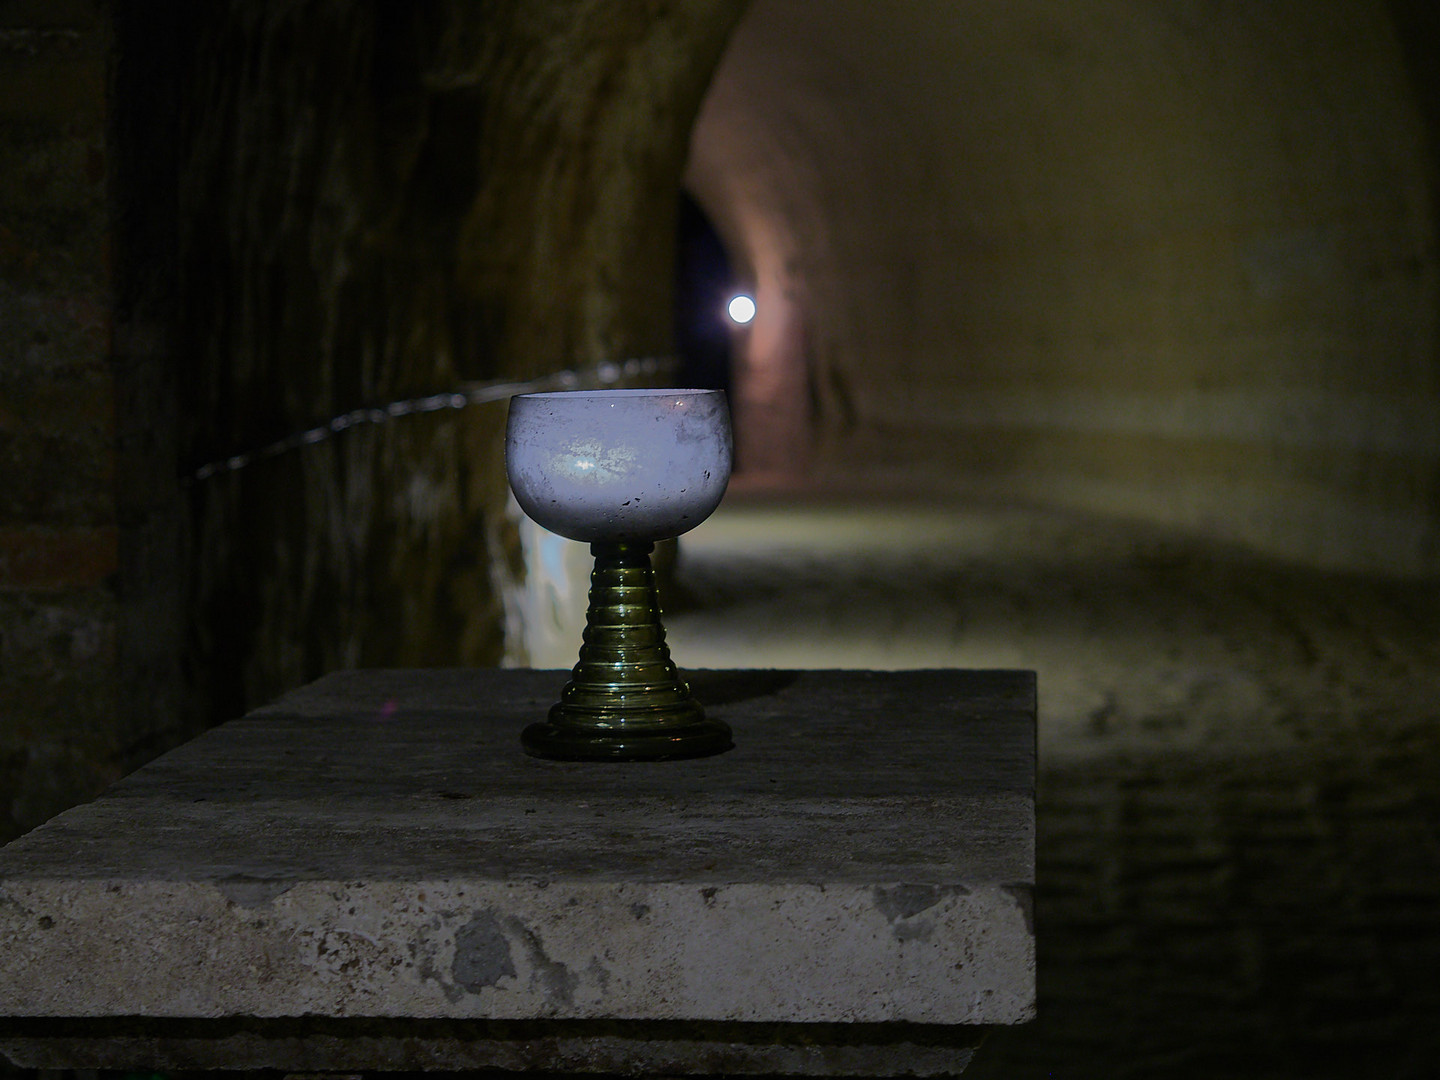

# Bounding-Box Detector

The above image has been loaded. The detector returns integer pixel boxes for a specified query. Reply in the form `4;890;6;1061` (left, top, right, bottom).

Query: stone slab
0;668;1034;1072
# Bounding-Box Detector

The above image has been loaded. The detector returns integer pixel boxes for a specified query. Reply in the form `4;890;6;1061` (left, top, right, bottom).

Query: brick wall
0;1;123;842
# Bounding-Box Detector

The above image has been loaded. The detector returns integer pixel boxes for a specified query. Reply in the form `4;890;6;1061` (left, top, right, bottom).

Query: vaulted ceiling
686;0;1440;574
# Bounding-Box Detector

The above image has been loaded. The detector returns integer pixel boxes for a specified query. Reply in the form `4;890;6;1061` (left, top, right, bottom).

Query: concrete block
0;668;1034;1073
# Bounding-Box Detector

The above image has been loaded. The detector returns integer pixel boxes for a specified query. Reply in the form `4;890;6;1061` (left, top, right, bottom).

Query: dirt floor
666;494;1440;1079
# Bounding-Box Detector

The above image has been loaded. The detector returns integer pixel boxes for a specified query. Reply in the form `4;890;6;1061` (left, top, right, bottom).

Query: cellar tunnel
3;1;1440;1075
686;0;1440;577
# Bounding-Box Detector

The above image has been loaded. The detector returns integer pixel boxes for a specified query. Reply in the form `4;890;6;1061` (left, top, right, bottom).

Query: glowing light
727;294;756;324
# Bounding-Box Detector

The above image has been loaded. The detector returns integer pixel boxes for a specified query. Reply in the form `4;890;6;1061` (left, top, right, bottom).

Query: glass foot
522;708;733;761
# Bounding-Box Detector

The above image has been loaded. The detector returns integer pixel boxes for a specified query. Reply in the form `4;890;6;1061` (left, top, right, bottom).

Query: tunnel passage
6;0;1440;884
687;0;1440;577
674;191;740;400
4;5;1440;1074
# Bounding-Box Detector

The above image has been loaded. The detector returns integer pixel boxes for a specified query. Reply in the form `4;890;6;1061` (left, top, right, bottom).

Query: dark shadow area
673;191;736;399
684;668;801;706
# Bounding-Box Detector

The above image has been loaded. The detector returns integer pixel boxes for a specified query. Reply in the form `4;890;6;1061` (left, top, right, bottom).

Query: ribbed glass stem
556;541;695;721
521;541;732;760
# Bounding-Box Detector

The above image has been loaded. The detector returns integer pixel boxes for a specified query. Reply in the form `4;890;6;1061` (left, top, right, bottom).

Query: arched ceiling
685;0;1440;575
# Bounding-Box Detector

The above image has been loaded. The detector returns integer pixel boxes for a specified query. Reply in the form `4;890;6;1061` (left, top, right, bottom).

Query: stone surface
0;0;136;849
0;668;1035;1072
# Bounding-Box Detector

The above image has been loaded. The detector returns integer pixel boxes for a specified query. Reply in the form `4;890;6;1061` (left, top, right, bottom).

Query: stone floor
665;493;1440;1079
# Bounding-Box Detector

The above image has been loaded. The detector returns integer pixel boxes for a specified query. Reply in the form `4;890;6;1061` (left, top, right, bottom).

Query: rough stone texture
1;0;748;847
0;668;1035;1072
688;0;1440;576
177;0;748;728
0;0;128;843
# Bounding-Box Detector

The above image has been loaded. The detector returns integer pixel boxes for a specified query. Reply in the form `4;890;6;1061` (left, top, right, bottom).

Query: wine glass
505;388;734;760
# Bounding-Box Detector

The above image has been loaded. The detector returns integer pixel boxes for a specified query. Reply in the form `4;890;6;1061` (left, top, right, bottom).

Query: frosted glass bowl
505;388;732;544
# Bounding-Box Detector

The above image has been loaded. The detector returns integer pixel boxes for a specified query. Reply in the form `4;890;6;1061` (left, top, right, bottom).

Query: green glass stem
521;540;733;761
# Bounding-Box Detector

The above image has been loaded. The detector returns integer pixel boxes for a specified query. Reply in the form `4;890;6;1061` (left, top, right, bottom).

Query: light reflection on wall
727;294;756;323
732;273;814;480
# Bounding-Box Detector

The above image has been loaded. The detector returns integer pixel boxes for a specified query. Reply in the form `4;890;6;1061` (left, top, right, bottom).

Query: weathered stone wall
176;0;746;726
691;0;1440;577
0;1;124;841
0;0;745;843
